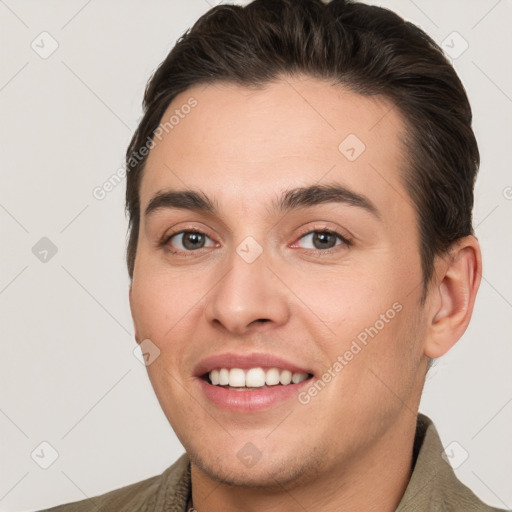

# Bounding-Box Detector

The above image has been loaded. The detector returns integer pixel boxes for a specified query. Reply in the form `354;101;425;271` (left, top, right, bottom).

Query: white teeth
210;369;219;385
228;368;246;387
245;368;266;387
219;368;229;386
292;372;308;384
265;368;281;386
208;367;309;388
279;370;292;385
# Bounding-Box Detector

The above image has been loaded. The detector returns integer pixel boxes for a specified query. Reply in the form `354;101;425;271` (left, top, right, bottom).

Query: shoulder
36;453;190;512
397;414;509;512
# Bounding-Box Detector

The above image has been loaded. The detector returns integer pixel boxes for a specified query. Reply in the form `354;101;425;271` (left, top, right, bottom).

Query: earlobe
424;236;482;359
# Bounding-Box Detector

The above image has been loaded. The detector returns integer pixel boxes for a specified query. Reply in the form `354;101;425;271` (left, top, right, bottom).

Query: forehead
139;76;410;221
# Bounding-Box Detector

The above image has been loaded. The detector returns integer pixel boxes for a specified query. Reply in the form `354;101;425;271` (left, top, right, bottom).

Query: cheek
130;270;191;341
296;266;400;346
297;258;423;393
311;299;422;429
130;272;198;398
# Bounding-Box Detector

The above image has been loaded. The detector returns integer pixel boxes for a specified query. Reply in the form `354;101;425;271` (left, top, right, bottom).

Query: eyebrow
144;183;380;220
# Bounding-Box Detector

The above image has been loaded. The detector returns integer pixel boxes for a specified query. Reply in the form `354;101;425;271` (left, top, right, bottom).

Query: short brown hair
125;0;479;300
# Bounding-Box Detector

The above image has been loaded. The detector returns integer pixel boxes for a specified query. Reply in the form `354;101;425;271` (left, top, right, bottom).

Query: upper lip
194;352;313;377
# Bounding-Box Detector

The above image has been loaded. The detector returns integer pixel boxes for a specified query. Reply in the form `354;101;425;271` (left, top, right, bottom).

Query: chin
188;443;327;489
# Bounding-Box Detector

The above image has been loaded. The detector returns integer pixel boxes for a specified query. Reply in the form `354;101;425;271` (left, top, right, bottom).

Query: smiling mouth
203;367;314;390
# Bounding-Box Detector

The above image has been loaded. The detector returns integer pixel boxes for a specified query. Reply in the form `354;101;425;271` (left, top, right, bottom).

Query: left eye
296;230;346;250
168;231;216;251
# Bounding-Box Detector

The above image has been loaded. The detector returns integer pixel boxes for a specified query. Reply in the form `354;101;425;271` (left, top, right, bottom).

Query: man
40;0;508;510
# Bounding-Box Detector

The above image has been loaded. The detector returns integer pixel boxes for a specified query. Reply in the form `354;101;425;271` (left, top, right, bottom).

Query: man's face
129;77;430;486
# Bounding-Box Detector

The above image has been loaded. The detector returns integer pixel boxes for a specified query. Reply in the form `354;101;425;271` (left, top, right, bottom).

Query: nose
203;242;291;336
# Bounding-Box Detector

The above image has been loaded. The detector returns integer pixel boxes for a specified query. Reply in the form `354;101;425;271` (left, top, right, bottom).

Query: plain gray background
0;0;511;510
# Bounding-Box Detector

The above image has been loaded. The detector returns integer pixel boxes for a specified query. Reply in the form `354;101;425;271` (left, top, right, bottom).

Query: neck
189;410;418;512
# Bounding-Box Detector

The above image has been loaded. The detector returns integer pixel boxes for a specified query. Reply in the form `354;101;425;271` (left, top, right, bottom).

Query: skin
129;75;481;512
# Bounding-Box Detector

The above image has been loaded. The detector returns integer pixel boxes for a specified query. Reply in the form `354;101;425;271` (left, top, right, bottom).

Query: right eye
165;230;217;253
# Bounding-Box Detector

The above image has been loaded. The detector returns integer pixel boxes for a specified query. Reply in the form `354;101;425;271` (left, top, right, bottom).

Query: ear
424;236;482;359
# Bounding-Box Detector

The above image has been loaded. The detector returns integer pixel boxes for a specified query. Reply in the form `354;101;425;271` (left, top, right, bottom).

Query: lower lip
198;377;312;412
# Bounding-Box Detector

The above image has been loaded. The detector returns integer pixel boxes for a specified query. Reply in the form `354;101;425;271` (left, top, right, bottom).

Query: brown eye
297;230;348;250
168;231;214;251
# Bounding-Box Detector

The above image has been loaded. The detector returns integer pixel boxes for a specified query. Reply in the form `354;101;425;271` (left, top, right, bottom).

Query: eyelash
160;226;352;257
294;226;352;255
